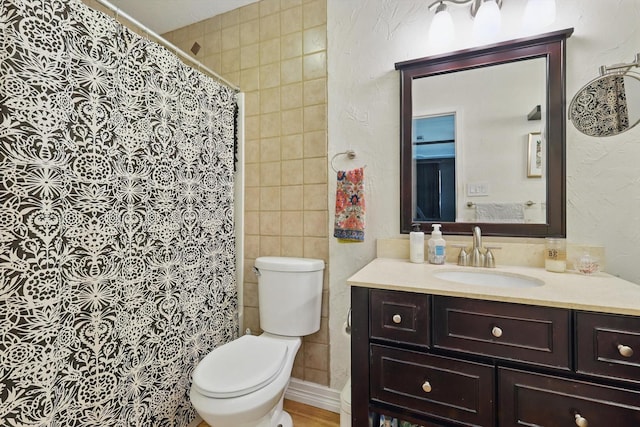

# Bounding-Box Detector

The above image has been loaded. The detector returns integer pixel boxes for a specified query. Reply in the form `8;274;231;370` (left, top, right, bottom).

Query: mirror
569;73;640;137
395;28;573;237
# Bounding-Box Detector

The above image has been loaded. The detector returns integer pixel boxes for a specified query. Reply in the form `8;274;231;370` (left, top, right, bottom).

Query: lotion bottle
409;224;424;263
428;224;446;265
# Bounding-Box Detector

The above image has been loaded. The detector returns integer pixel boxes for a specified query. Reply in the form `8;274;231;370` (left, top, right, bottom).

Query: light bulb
428;3;455;53
523;0;556;33
473;0;501;44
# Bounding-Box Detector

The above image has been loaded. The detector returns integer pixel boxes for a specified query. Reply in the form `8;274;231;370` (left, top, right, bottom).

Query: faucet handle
484;246;501;268
451;244;470;266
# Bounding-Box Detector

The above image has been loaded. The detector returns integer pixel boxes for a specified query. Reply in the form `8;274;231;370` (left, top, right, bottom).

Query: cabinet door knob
618;344;634;358
491;326;503;338
421;381;432;393
392;314;402;324
574;413;588;427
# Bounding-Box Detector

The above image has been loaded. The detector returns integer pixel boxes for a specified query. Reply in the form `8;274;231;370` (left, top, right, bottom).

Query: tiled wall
162;0;330;386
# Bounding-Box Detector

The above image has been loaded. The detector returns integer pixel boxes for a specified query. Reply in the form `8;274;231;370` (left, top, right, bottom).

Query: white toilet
190;256;325;427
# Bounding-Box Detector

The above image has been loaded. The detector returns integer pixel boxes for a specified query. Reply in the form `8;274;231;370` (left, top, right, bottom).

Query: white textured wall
327;0;640;390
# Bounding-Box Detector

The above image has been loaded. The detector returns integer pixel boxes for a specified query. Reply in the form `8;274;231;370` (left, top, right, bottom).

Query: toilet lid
192;335;288;398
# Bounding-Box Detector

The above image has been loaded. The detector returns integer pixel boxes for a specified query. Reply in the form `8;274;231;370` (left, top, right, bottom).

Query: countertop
347;258;640;316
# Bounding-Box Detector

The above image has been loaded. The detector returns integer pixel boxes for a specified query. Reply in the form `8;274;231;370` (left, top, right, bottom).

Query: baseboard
285;378;342;414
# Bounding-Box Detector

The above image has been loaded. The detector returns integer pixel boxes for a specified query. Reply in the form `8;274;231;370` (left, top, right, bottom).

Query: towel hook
331;150;366;173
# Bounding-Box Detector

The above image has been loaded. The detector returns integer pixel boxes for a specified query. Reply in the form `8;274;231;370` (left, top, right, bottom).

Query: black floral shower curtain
0;0;238;425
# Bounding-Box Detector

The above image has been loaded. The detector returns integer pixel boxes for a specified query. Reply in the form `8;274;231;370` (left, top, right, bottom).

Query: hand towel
475;202;525;223
334;167;365;242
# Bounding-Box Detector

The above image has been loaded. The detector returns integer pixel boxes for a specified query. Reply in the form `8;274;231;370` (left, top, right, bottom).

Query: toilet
190;257;325;427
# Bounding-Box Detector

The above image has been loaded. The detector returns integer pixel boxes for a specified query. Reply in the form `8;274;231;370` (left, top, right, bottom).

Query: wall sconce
427;0;556;52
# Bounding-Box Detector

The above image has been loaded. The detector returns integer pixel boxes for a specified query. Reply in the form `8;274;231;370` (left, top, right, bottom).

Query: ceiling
109;0;260;34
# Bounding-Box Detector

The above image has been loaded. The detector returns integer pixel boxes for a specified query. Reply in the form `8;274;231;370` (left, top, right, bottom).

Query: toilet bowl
190;257;324;427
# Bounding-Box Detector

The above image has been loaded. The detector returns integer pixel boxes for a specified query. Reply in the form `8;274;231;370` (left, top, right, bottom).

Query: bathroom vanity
348;258;640;426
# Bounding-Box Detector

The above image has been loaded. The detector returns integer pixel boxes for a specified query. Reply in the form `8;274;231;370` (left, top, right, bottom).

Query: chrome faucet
471;226;484;267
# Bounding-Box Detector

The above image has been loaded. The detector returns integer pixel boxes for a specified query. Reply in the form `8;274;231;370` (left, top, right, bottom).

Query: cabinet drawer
433;296;571;369
576;311;640;384
371;344;495;427
499;367;640;426
370;289;430;347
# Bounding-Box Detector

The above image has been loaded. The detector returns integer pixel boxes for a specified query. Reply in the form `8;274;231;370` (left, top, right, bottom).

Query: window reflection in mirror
413;114;456;222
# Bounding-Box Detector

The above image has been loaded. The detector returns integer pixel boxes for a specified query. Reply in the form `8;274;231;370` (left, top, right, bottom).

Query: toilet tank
254;257;324;336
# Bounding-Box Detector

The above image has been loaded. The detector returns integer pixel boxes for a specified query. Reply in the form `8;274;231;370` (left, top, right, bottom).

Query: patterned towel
334;167;365;242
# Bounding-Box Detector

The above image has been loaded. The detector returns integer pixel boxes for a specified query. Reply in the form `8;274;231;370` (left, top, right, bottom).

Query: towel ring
331;150;366;173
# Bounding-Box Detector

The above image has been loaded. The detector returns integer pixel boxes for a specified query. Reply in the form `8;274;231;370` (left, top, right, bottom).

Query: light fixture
426;0;557;52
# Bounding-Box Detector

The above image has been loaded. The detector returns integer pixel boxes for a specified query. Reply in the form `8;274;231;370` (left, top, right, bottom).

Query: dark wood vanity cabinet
351;287;640;427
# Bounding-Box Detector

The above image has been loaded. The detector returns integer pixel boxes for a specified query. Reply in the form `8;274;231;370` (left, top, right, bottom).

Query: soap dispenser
428;224;446;265
409;224;424;263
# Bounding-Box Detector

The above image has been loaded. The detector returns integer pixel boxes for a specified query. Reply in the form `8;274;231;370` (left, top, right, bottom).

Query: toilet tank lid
255;257;324;272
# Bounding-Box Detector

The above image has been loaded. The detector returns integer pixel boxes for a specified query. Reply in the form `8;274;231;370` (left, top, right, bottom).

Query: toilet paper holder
345;308;351;335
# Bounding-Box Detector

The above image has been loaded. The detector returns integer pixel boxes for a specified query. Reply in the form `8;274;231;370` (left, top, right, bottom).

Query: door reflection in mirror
413;114;456;222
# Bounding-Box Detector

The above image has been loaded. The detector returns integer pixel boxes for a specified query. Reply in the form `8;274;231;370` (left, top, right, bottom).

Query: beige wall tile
303;25;326;55
204;32;222;56
260;39;281;65
245;186;260;211
304;367;329;386
292;343;305;378
221;8;239;28
260;13;280;41
245;235;260;259
203;54;222;75
304;183;328;210
303;157;327;184
260;186;281;211
243;306;261;333
245;139;260;164
281;32;303;60
245;211;260;235
282;0;303;9
304;210;328;237
241;43;260;70
240;19;260;46
281;185;303;211
260;211;281;235
304;78;326;106
260;87;281;114
282;159;304;185
221;48;240;73
281;134;303;160
260;161;281;186
321;290;329;317
303;51;326;81
260;136;281;162
241;67;260;92
244;114;260;140
304;236;328;260
245;163;260;187
260;0;280;17
222;25;240;50
281;6;303;35
281;83;303;110
204;15;221;34
260;236;281;256
260;112;280;138
240;2;260;22
303;0;327;28
307;317;329;344
303;130;326;158
281;211;303;236
260;62;281;89
303;104;326;132
244;91;261;117
281;108;303;136
280;57;303;85
304;342;329;371
243;281;259;307
281;236;304;257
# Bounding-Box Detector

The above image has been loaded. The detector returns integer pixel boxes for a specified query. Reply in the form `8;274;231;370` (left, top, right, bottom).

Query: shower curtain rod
93;0;240;92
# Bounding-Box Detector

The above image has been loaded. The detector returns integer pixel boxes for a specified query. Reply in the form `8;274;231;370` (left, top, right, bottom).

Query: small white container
428;224;446;265
409;224;424;263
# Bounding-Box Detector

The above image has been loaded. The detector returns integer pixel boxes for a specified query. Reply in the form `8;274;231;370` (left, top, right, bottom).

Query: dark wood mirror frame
396;28;573;237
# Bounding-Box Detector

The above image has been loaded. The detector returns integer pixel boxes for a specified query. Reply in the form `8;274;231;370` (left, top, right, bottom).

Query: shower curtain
0;0;238;425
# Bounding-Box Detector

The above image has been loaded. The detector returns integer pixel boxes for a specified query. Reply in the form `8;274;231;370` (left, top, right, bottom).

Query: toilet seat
192;335;288;398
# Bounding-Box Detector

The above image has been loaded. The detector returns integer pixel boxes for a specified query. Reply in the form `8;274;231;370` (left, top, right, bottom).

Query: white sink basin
433;270;543;288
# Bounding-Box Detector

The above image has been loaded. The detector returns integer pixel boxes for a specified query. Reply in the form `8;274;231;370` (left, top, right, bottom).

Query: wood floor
197;399;340;427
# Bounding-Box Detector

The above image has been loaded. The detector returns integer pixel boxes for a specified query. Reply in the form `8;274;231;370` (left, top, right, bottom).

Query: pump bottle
409;224;424;263
428;224;446;265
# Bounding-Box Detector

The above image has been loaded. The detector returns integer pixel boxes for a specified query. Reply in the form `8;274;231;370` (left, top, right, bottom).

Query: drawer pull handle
491;326;503;338
574;413;588;427
618;344;634;358
392;314;402;324
421;381;432;393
